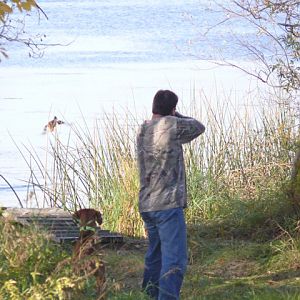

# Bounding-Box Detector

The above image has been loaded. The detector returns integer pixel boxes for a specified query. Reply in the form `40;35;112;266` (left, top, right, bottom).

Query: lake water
0;0;262;207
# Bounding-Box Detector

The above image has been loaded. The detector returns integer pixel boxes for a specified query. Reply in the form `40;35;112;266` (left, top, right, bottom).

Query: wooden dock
1;207;123;244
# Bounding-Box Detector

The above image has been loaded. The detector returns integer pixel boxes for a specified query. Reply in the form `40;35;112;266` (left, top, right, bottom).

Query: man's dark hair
152;90;178;116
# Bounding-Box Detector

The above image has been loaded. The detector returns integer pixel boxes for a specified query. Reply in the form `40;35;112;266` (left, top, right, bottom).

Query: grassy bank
1;93;300;299
1;215;300;299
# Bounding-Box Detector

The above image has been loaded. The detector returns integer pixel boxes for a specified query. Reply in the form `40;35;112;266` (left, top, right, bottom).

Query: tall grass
184;94;299;231
21;93;299;238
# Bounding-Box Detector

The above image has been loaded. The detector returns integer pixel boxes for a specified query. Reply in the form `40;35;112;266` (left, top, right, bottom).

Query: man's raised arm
175;112;205;144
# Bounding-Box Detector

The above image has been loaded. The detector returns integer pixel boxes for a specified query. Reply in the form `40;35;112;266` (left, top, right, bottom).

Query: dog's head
73;208;102;227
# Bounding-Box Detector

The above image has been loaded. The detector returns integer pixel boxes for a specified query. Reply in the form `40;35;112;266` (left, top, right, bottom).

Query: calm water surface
0;0;259;207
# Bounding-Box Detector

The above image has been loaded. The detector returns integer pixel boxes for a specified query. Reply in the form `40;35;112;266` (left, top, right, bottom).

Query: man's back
137;115;205;212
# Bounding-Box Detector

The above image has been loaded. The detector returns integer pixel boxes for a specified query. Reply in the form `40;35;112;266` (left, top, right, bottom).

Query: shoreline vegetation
1;89;300;299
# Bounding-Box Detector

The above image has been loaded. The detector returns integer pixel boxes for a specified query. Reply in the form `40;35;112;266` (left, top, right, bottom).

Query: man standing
137;90;205;299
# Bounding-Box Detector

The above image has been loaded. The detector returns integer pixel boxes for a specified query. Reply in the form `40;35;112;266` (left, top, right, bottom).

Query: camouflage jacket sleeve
176;116;205;144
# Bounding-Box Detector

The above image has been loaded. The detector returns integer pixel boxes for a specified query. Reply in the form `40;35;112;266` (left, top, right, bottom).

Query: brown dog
72;208;106;296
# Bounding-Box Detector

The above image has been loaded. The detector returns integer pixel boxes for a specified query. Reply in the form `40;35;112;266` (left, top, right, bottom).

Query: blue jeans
141;207;188;300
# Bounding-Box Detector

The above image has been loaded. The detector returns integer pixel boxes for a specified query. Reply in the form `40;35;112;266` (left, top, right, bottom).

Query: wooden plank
2;207;123;243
